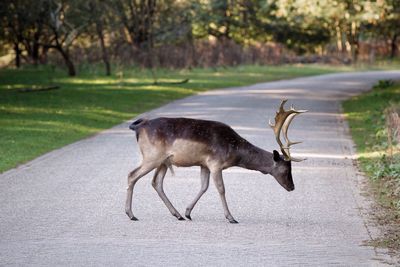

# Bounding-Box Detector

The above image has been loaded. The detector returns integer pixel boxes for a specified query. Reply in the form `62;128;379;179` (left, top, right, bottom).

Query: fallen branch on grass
153;79;189;85
18;85;60;93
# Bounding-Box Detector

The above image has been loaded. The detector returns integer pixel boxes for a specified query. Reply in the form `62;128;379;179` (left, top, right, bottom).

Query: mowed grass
343;81;400;200
343;82;400;160
343;81;400;251
0;63;382;173
343;82;400;204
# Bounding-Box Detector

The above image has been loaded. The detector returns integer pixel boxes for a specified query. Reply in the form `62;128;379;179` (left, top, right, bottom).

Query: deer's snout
287;184;295;192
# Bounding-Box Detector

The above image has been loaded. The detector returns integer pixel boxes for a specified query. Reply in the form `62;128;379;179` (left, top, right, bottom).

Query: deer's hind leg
152;164;185;220
125;162;157;220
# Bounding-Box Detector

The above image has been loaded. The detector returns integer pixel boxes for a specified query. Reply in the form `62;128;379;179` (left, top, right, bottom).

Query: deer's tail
129;118;147;131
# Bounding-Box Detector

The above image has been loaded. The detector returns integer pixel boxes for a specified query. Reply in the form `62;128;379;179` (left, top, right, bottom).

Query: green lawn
0;63;392;173
343;81;400;251
343;82;400;180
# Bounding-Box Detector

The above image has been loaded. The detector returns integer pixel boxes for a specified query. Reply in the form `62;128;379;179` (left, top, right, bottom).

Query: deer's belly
168;139;211;167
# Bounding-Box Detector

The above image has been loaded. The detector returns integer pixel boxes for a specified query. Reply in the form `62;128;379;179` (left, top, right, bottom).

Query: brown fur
134;117;252;169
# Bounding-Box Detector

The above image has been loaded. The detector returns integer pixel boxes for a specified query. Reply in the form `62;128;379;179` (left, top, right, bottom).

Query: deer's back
134;117;249;168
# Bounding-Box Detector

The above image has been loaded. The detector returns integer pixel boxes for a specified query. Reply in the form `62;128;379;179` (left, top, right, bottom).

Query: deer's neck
237;143;273;174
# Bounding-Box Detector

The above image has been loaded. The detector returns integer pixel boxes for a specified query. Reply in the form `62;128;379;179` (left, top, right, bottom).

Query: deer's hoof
126;210;138;221
178;216;185;221
185;208;192;220
229;219;239;224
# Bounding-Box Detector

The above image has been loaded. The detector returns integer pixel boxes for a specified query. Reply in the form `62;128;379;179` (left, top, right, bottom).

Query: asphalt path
1;71;400;266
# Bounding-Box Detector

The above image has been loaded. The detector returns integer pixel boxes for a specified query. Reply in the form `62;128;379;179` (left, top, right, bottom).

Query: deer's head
269;100;307;192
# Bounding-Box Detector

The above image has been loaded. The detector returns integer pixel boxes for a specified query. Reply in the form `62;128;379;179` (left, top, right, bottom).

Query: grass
343;81;400;254
0;62;397;173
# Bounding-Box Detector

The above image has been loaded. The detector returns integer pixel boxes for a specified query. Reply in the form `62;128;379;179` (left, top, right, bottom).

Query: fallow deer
125;100;307;223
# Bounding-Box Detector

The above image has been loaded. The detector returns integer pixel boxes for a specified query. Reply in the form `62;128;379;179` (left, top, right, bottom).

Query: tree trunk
32;39;40;66
96;22;111;76
14;42;21;68
188;31;197;67
390;34;398;59
39;46;49;64
31;27;42;66
46;8;79;76
64;54;76;76
57;47;76;76
350;21;359;63
351;40;359;63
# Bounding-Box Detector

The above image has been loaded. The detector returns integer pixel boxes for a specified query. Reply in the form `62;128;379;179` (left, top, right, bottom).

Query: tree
0;0;48;67
0;0;87;75
0;0;398;70
191;0;266;43
375;0;400;58
111;0;157;50
86;0;112;75
258;0;331;54
44;0;88;76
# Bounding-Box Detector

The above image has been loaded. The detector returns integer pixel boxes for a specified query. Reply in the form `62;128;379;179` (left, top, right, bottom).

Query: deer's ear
273;150;281;162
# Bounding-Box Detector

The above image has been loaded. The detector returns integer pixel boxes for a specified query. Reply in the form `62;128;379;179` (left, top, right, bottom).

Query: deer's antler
269;100;307;161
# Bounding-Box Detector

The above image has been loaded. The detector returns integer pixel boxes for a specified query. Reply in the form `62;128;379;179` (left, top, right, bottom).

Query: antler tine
284;105;308;148
282;113;307;162
269;99;307;161
268;119;275;127
282;113;302;147
290;156;305;162
279;99;288;112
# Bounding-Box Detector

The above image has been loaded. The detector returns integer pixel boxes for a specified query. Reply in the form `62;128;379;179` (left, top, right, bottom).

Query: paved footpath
1;71;400;266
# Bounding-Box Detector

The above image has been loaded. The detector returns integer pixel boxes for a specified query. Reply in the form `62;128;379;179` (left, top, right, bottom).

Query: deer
125;99;307;223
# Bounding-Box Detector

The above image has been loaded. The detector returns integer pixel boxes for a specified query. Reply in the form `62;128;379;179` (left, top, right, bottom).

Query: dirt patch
365;178;400;263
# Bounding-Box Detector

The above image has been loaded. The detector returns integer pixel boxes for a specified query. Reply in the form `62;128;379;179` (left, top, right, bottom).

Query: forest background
1;0;399;75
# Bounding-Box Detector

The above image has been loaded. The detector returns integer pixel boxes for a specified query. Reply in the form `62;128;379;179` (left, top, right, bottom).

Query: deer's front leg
211;170;238;224
185;166;210;220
